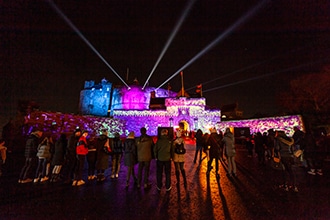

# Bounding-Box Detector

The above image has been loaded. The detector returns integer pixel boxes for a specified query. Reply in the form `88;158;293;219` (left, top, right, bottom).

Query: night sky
1;0;330;129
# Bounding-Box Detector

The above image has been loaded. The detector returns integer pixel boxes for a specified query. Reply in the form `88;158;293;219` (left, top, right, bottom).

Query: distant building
221;102;243;120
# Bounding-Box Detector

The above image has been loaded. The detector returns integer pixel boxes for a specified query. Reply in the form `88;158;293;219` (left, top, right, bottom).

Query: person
172;130;187;189
124;131;138;188
154;129;172;191
50;133;67;183
202;133;210;162
0;139;7;177
206;128;222;179
18;129;43;183
34;137;52;183
111;132;123;179
305;129;326;176
292;126;306;166
136;127;154;189
275;130;298;192
255;132;265;165
87;136;97;180
63;128;81;184
193;129;203;165
95;129;111;182
222;128;237;177
266;129;276;160
245;136;254;158
292;126;306;151
72;130;89;186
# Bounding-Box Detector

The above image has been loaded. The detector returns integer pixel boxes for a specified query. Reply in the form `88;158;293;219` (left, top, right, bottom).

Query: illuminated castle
79;78;221;136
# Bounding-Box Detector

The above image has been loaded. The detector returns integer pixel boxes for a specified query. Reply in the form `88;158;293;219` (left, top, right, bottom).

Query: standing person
95;129;111;182
255;132;266;165
206;128;222;179
18;129;43;183
275;130;298;192
154;129;173;191
266;129;276;160
292;126;306;165
222;128;237;177
72;130;89;186
0;139;7;177
34;137;52;183
111;132;123;179
87;137;97;180
50;133;67;183
124;131;137;188
202;133;210;162
172;130;187;189
63;128;81;184
245;136;254;158
136;127;154;189
193;129;203;165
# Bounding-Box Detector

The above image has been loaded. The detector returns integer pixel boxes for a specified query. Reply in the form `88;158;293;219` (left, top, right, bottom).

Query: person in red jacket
73;130;89;186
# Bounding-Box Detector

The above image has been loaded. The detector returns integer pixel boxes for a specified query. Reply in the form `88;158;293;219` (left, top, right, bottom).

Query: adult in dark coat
193;129;204;165
154;129;172;191
18;129;43;183
136;127;154;188
111;132;123;179
255;132;265;165
124;131;137;188
62;128;81;183
206;128;222;179
275;130;298;192
50;133;67;182
95;129;110;182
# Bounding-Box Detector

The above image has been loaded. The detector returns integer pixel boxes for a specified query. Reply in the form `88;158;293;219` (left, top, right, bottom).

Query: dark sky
1;0;330;127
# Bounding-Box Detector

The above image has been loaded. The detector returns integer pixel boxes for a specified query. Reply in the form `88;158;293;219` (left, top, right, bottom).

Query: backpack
174;143;186;154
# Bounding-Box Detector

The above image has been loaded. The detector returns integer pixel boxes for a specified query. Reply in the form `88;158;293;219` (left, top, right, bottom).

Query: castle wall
79;79;112;116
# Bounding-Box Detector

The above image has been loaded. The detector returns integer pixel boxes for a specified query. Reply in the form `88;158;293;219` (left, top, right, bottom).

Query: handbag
270;157;285;171
293;149;303;158
174;143;186;154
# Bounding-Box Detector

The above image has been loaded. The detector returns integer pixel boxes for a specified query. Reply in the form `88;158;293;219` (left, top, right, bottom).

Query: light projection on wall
25;79;305;139
218;115;304;137
111;85;177;110
79;79;112;116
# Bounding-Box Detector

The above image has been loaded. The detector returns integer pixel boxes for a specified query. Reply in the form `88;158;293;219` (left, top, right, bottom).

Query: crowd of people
15;126;190;191
4;124;327;193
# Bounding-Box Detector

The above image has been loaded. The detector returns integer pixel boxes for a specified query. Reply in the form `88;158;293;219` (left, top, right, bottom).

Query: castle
79;79;221;136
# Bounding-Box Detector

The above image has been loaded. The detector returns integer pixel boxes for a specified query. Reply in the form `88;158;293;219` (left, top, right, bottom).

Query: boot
175;171;180;187
181;169;187;189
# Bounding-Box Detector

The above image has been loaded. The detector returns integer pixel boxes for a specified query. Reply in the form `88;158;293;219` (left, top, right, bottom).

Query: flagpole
180;71;184;97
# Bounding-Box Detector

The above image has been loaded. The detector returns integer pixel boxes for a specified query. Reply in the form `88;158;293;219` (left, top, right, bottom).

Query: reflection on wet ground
1;139;330;219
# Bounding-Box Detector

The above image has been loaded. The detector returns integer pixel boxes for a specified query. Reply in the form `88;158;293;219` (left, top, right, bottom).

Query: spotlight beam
157;0;270;90
142;0;197;90
186;58;275;91
186;42;326;91
46;0;130;89
203;57;330;93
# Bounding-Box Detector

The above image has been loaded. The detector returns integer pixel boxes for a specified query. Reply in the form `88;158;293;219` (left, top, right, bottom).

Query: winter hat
127;131;135;139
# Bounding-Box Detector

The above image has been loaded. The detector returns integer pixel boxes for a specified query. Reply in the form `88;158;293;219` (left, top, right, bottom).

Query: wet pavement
1;139;330;220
